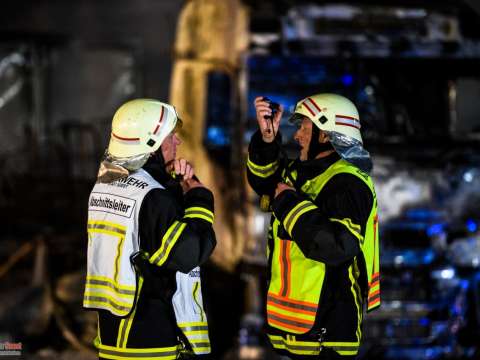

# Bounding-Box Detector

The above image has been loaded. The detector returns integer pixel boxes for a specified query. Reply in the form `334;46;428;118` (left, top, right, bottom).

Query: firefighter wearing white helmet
85;99;216;359
289;93;372;173
247;95;380;359
291;93;362;143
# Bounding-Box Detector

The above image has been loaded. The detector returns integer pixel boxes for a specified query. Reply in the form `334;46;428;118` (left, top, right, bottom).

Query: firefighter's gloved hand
274;182;295;199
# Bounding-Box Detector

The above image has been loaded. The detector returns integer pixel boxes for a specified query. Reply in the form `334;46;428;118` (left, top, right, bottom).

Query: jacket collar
142;154;183;199
294;152;341;184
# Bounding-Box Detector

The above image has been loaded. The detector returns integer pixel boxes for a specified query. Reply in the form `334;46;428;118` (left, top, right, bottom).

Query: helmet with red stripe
108;99;181;159
289;93;362;143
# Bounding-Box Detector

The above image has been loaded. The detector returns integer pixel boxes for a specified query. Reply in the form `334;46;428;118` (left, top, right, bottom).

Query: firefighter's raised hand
172;158;194;180
254;96;283;143
168;158;207;193
180;178;206;194
274;182;295;198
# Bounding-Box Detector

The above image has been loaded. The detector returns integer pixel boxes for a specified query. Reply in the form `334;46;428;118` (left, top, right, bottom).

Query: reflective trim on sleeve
247;156;279;178
283;200;317;236
149;221;187;267
184;207;214;224
329;217;364;243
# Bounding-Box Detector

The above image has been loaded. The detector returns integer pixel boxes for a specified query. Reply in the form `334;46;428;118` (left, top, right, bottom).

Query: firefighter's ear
318;130;329;143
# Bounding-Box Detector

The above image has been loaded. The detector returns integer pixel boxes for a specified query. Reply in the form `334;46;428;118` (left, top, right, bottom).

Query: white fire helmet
107;98;181;159
290;93;373;173
290;93;362;143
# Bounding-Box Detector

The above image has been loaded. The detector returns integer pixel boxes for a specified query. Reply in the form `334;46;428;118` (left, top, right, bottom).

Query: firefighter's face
161;132;182;163
294;117;313;161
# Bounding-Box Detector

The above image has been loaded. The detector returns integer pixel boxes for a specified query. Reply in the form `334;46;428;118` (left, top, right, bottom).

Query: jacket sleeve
271;173;373;266
246;130;283;196
139;187;216;273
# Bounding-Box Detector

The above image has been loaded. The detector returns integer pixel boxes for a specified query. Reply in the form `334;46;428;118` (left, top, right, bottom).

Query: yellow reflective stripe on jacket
87;220;127;285
84;288;133;306
322;342;360;356
149;221;187;267
268;334;321;355
283;200;317;236
87;220;126;236
178;322;211;354
83;295;131;314
329;217;364;243
97;342;179;360
184;207;214;224
85;276;136;296
247;155;279;178
116;277;144;348
348;261;363;344
188;339;211;352
178;323;209;332
268;334;360;357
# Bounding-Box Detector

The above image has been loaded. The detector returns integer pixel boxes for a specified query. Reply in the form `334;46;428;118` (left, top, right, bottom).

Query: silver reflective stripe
268;313;312;329
86;279;136;296
152;222;184;265
99;349;177;358
84;296;131;312
191;342;210;348
267;295;317;312
87;223;126;235
178;325;209;332
284;202;314;233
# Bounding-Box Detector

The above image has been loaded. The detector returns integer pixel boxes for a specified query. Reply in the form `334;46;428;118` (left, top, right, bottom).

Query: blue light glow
427;223;444;237
423;250;435;265
206;126;229;146
341;74;354;86
406;209;439;220
466;219;477;233
419;317;430;326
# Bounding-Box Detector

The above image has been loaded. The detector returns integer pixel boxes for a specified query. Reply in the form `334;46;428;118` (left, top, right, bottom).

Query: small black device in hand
263;97;280;120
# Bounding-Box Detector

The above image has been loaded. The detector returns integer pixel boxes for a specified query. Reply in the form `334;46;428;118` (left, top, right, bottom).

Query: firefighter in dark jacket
84;99;216;359
247;94;380;359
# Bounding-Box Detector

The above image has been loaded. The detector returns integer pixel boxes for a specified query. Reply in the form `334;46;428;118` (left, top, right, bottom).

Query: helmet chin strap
307;124;334;160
